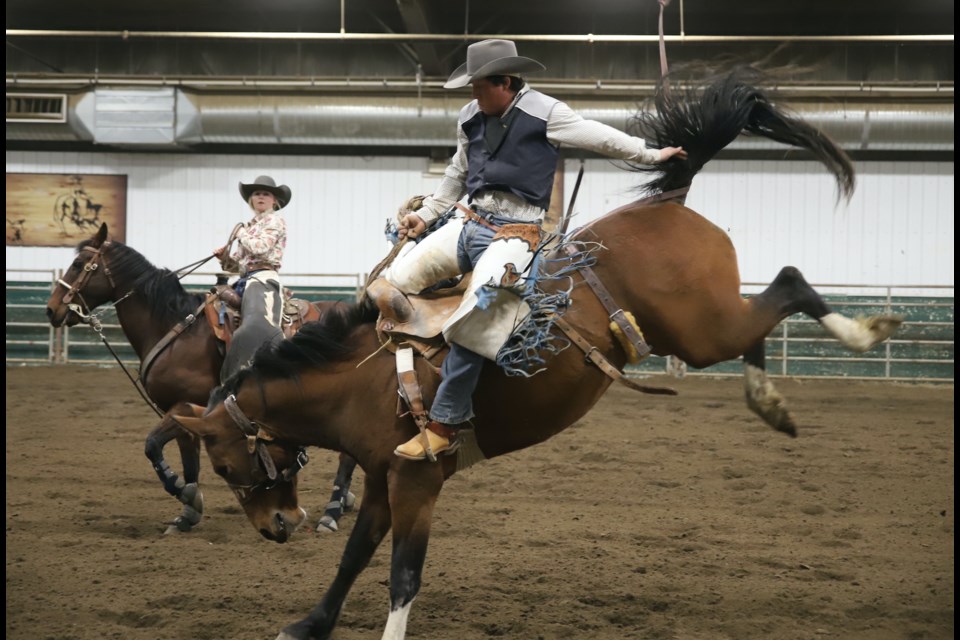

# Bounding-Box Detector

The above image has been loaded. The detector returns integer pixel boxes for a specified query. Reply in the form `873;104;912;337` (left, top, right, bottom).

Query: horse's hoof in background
315;491;357;532
163;483;204;534
163;516;195;535
316;515;338;533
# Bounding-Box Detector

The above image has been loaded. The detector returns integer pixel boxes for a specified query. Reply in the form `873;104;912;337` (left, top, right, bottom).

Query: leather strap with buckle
553;317;676;396
456;203;501;232
562;243;652;361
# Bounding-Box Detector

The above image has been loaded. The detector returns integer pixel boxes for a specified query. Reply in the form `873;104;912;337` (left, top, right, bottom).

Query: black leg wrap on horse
147;450;185;498
317;456;358;532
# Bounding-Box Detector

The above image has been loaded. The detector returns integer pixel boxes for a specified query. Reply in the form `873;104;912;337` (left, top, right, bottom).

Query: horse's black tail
628;66;855;200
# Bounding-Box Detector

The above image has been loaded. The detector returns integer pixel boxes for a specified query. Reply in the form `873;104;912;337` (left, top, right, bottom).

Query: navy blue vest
460;90;560;211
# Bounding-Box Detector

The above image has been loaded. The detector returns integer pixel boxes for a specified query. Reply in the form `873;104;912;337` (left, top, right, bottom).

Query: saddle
203;282;322;349
367;275;474;361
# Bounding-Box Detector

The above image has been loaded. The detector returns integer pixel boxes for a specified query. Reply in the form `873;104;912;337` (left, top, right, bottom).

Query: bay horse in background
44;222;358;534
172;68;902;640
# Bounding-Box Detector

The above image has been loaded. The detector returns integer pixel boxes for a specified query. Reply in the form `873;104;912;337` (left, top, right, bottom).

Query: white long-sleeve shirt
416;84;663;225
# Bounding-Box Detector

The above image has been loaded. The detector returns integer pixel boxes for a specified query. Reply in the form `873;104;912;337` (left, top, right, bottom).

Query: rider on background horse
371;39;688;461
213;175;291;383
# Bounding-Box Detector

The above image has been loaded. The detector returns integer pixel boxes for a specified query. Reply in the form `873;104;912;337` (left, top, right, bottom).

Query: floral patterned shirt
230;210;287;273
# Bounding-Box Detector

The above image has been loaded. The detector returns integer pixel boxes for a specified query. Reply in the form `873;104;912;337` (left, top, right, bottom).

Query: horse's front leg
143;404;205;533
316;453;359;533
380;461;445;640
169;428;204;532
277;471;392;640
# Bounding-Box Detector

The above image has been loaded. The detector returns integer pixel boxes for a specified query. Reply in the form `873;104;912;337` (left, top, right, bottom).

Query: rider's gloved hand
398;213;427;240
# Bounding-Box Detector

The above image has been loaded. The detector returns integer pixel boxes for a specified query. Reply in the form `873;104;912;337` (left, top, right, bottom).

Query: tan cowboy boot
394;421;461;461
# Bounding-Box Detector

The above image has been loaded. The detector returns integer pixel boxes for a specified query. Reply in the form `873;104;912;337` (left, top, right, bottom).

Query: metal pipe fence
5;269;61;363
6;272;954;382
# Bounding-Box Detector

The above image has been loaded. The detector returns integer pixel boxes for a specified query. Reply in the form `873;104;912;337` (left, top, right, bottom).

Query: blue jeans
430;214;532;425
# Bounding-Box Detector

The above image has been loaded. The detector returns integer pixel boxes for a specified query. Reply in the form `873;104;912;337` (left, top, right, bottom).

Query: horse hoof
316;516;338;533
163;520;191;535
744;366;797;438
277;621;314;640
344;491;357;511
162;515;196;535
868;314;904;342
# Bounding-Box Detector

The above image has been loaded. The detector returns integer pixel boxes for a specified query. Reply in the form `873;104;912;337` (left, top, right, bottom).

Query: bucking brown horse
44;224;358;534
171;69;902;640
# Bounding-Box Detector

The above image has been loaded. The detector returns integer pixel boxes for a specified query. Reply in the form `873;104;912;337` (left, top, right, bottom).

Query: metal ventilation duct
5;88;955;153
5;91;93;141
6;93;68;123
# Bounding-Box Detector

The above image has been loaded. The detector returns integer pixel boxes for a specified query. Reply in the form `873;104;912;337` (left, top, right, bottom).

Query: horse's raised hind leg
741;266;902;435
316;453;359;533
277;473;392;640
754;266;903;352
144;405;205;534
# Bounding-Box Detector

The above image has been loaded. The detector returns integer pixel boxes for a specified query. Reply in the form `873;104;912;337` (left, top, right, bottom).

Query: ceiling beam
394;0;444;76
5;29;953;43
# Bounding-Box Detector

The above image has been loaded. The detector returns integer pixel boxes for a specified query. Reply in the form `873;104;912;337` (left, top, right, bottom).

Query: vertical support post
542;157;565;235
781;319;788;376
885;286;893;378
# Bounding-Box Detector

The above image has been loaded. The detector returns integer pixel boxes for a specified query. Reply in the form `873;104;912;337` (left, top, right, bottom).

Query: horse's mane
242;299;380;382
626;65;855;200
79;238;204;325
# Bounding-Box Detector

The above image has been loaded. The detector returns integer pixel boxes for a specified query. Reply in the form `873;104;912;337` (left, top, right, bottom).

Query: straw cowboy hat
238;175;292;209
444;39;546;89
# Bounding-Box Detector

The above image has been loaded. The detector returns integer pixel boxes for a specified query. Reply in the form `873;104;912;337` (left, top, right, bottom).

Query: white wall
6;150;954;293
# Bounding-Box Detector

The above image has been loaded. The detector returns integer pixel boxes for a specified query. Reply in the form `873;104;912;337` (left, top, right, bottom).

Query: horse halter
56;242;123;317
222;394;309;504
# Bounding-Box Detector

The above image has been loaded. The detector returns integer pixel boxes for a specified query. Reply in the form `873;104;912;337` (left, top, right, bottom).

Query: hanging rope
658;0;673;99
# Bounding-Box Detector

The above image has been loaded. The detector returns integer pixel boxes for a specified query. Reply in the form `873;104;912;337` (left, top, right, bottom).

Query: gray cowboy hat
238;175;292;209
444;39;545;89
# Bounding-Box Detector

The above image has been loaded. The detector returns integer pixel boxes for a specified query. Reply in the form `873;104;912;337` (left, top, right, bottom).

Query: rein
170;253;217;279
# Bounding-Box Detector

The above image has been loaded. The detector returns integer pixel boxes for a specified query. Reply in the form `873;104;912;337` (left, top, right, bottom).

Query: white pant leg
384;218;464;294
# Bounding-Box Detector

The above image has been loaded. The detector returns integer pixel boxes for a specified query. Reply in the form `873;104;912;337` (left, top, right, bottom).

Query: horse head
174;402;309;543
46;222;115;327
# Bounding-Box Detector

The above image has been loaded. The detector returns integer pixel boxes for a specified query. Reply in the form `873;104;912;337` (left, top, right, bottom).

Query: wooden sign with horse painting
172;69;902;640
6;173;127;246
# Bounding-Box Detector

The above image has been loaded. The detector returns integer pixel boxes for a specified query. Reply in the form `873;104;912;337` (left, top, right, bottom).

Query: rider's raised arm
546;101;663;164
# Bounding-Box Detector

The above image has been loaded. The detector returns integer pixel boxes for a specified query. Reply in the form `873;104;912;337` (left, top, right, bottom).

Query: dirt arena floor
5;364;954;640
